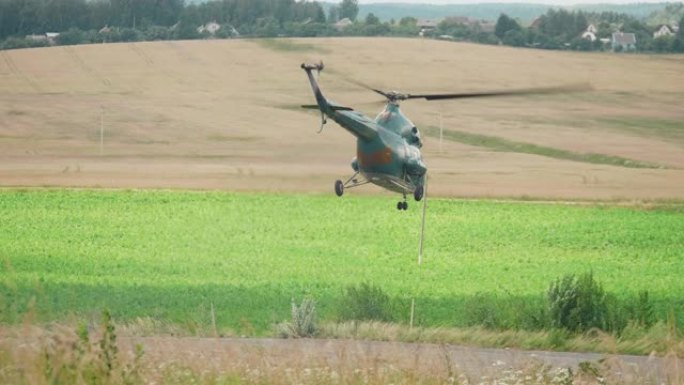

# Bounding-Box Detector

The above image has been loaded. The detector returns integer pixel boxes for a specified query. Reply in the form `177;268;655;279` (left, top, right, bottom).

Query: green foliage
0;36;49;50
502;29;526;47
57;27;87;45
277;297;318;338
463;293;548;330
548;272;608;332
365;12;380;26
538;9;588;41
339;0;359;22
339;283;393;322
495;13;521;39
100;309;118;377
628;290;656;328
423;126;665;169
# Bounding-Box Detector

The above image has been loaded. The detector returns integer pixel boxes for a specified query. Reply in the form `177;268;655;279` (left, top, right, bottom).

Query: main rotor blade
407;83;592;101
338;76;393;100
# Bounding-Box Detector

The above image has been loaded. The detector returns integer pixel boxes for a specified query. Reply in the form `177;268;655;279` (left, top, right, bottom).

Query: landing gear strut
334;172;369;197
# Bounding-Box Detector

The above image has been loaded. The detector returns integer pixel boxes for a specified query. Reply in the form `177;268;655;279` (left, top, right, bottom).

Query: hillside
1;38;683;200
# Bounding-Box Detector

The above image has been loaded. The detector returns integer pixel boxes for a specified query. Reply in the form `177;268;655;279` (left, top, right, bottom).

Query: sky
357;0;670;4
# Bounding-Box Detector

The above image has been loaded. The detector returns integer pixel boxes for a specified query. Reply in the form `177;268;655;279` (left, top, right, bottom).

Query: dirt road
121;337;682;383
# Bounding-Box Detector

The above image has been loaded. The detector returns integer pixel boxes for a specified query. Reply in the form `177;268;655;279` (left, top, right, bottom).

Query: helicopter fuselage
302;63;426;197
345;104;425;194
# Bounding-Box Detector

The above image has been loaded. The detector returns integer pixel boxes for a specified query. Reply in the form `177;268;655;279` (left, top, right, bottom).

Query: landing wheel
414;185;424;202
334;180;344;197
397;201;408;211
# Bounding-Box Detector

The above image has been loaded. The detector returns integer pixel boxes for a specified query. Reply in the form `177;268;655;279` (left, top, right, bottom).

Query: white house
417;18;440;37
612;32;636;51
45;32;60;44
197;21;221;35
581;24;598;41
581;31;596;41
334;18;353;31
653;25;674;39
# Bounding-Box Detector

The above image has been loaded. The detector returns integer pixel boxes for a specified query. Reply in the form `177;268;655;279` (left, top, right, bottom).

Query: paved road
121;337;681;383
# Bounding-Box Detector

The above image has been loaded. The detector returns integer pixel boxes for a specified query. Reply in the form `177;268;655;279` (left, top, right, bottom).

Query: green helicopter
301;61;587;210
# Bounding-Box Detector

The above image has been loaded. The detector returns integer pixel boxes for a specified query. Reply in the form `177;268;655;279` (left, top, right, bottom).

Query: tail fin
301;61;330;113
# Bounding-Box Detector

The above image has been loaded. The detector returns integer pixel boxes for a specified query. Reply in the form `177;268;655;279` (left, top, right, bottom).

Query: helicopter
301;61;588;210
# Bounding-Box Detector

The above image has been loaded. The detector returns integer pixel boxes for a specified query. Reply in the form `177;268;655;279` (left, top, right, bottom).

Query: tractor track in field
129;42;187;87
2;50;42;92
129;42;154;65
117;337;681;383
63;46;111;87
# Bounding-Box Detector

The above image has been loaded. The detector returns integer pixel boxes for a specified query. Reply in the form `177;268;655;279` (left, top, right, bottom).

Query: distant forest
0;0;682;53
343;2;672;23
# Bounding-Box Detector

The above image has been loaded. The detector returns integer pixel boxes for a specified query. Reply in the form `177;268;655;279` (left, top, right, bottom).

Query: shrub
57;28;87;45
338;282;393;322
629;290;655;327
277;296;317;338
548;272;608;332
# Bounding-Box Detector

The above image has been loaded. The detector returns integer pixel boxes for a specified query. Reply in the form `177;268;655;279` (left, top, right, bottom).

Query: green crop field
1;189;683;333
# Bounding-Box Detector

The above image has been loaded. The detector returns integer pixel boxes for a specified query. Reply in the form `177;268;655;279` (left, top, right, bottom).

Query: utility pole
100;106;104;155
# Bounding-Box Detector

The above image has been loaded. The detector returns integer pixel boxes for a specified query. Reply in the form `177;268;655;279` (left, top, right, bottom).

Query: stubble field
0;37;683;199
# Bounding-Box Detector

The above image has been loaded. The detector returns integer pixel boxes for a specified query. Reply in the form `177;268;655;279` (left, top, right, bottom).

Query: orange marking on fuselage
358;147;392;167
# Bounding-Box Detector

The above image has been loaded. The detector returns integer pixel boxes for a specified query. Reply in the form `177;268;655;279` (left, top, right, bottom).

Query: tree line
1;0;682;53
488;8;684;52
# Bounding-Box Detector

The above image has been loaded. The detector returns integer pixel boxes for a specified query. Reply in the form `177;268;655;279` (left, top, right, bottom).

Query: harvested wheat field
1;37;683;200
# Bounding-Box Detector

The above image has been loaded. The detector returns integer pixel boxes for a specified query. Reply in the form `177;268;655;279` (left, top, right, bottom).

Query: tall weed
277;296;318;338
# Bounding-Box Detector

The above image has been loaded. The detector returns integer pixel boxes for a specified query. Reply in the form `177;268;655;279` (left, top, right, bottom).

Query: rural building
45;32;60;44
653;25;675;39
197;21;221;35
581;24;598;41
529;17;542;29
441;16;495;33
581;31;596;41
611;32;636;51
478;21;496;33
417;18;440;36
26;34;47;42
334;18;353;31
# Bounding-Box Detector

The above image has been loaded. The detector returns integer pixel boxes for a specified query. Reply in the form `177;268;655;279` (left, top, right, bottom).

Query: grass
423;126;667;169
2;189;683;335
595;116;684;143
321;320;684;356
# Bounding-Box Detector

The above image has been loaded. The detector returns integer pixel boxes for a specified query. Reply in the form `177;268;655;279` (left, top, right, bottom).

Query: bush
338;282;393;322
57;28;86;45
1;37;31;50
548;272;608;332
277;296;317;338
